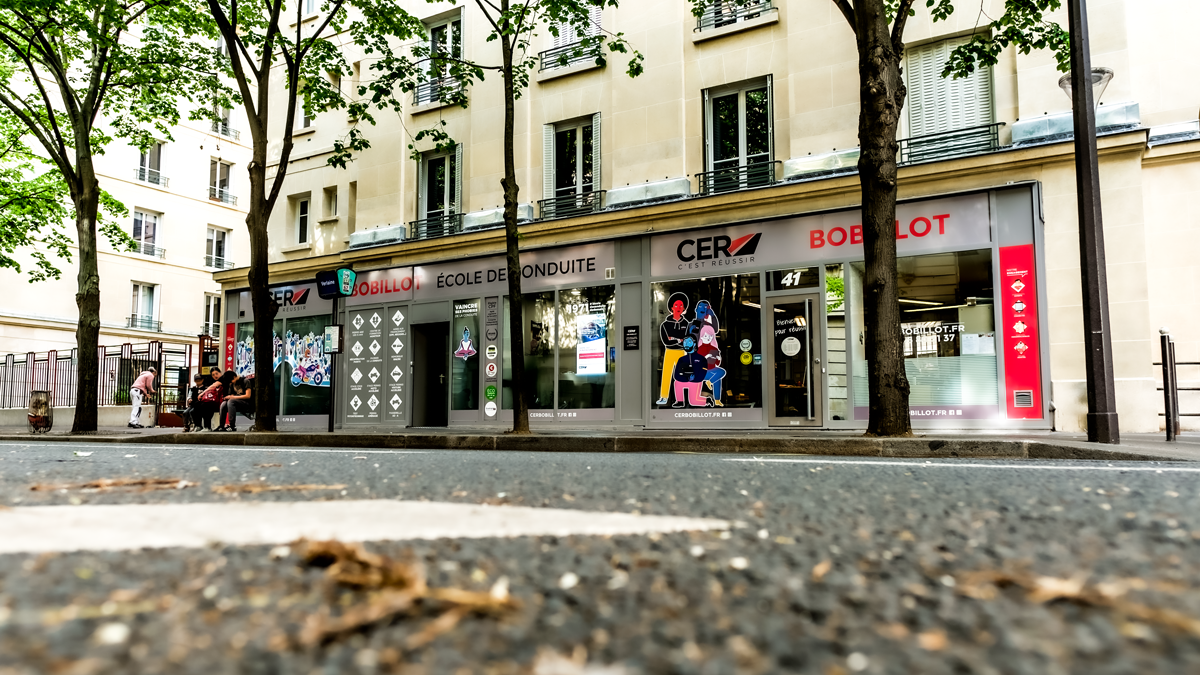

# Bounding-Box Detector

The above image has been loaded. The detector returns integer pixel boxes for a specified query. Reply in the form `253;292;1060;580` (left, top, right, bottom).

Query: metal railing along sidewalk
1156;329;1198;441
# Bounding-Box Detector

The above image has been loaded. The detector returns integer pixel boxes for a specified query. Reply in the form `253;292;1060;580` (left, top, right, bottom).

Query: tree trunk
246;155;279;432
500;15;530;435
70;169;102;434
855;1;911;437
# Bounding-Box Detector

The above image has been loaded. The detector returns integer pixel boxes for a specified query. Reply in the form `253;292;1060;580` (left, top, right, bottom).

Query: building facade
215;0;1200;433
0;112;251;356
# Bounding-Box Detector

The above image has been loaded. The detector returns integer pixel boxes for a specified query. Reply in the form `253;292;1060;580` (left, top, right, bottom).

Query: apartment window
906;37;994;138
413;15;462;106
541;3;601;70
212;107;238;139
303;0;316;15
132;211;162;258
696;0;773;31
130;283;159;331
301;109;314;129
702;77;774;193
203;294;222;337
137;142;167;187
541;114;602;218
415;146;462;237
206;227;230;269
209;160;236;205
296;198;310;244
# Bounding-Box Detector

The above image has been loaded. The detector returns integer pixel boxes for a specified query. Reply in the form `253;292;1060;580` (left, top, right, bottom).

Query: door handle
439;374;445;384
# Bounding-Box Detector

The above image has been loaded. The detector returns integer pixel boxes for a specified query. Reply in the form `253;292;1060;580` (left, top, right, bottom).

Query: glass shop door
766;293;823;427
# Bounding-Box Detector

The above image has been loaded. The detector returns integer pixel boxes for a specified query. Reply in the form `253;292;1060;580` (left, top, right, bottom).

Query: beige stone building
214;0;1200;434
0;112;252;357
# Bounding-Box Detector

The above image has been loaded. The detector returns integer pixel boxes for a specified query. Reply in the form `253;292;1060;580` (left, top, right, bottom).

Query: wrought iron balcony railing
413;77;465;106
538;190;605;220
201;323;221;338
205;255;234;270
408;212;463;240
209;186;238;206
899;122;1005;166
127;315;162;332
695;0;773;31
539;40;603;72
135;242;166;259
211;121;240;140
134;167;169;187
695;160;780;196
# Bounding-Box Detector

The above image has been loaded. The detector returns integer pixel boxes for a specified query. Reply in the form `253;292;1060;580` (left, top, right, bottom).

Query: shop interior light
742;301;761;308
898;298;942;306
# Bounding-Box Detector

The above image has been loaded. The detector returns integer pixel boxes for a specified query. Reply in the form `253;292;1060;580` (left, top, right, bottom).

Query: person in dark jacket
195;370;233;431
216;375;254;431
183;373;204;431
671;335;710;408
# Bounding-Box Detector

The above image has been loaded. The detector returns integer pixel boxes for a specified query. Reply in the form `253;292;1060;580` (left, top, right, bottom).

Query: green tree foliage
201;0;424;431
0;0;212;432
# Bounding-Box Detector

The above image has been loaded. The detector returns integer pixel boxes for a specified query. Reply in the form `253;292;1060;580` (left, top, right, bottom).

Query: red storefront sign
999;245;1043;419
225;323;236;371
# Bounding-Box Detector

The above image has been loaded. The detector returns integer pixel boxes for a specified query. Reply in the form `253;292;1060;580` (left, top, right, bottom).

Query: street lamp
1064;0;1120;444
1058;67;1114;110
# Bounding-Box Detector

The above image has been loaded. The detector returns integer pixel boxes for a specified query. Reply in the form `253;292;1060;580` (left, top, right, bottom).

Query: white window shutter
543;124;556;201
415;156;425;222
454;143;463;214
703;89;712;171
589;4;601;36
766;74;774;162
907;37;992;137
591;112;601;192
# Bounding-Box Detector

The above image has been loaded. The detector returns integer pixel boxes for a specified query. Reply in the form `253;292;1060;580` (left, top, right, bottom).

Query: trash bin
28;391;52;434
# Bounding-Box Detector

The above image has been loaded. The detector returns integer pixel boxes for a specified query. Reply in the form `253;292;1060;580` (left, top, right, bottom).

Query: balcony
695;160;780;196
205;255;234;270
134;242;166;259
413;77;464;107
408;212;463;240
695;0;773;31
538;190;605;220
127;315;162;332
209;186;238;206
899;122;1005;166
211;121;240;141
134;167;169;188
201;323;221;337
539;40;602;72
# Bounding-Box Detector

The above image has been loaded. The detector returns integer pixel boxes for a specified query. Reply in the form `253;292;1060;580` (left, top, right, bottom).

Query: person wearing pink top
129;366;157;428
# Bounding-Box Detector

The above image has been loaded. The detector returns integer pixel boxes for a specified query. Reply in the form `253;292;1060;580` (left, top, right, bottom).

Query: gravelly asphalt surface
2;441;1200;674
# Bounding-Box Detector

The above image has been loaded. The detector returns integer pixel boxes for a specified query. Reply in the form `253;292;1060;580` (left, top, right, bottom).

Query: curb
0;432;1192;463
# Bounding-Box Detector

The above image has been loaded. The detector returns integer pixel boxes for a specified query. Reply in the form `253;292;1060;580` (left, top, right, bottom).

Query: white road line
0;500;729;555
723;457;1200;473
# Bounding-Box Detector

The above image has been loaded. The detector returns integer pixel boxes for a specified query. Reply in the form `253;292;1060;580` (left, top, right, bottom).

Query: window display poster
576;313;607;375
999;244;1043;419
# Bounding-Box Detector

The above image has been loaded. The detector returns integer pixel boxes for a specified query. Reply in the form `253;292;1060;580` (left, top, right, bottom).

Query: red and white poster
999;245;1043;419
225;323;236;371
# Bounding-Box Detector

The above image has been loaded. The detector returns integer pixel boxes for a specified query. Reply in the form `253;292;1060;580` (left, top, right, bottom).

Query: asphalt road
2;441;1200;674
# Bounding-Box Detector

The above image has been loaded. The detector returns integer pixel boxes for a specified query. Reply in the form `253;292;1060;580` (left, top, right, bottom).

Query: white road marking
723;457;1200;473
0;444;428;456
0;500;729;554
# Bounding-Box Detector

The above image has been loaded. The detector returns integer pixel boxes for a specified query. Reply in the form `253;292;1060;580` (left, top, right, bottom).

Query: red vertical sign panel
225;322;236;371
999;245;1043;419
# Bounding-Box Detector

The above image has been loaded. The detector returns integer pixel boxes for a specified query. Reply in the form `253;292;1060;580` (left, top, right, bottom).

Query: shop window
850;249;998;420
452;299;481;411
651;274;762;410
557;286;615;409
280;316;332;415
825;264;848;421
502;292;556;410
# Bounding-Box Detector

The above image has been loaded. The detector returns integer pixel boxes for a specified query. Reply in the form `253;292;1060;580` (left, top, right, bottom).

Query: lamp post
1064;0;1120;444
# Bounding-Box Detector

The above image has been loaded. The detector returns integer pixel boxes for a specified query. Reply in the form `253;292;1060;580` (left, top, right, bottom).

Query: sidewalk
2;425;1198;463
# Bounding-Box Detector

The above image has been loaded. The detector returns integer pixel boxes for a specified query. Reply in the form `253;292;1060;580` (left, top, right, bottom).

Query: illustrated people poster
655;292;727;408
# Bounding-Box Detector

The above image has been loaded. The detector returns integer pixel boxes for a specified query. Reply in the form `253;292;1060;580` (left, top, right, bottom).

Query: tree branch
834;0;857;34
891;0;916;46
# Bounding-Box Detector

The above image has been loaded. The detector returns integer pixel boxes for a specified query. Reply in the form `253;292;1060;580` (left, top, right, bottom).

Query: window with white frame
137;142;166;186
296;197;310;244
212;107;237;139
130;283;158;330
323;186;338;217
552;2;601;48
303;0;316;15
414;14;462;106
209;160;235;204
301;109;314;128
206;227;229;268
703;77;773;192
419;146;461;222
542;114;601;217
543;3;601;70
905;36;994;138
132;210;161;257
203;294;222;337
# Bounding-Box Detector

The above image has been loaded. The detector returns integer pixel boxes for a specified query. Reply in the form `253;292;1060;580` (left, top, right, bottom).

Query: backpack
199;384;222;403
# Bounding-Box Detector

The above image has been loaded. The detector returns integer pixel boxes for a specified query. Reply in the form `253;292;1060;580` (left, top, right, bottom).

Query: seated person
217;376;254;431
183;373;204;431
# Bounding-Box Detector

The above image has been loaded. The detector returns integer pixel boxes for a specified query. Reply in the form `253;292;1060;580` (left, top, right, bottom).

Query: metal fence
0;342;194;422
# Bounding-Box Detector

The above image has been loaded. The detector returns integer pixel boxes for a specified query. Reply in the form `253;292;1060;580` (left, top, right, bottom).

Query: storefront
230;183;1049;431
222;281;334;429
